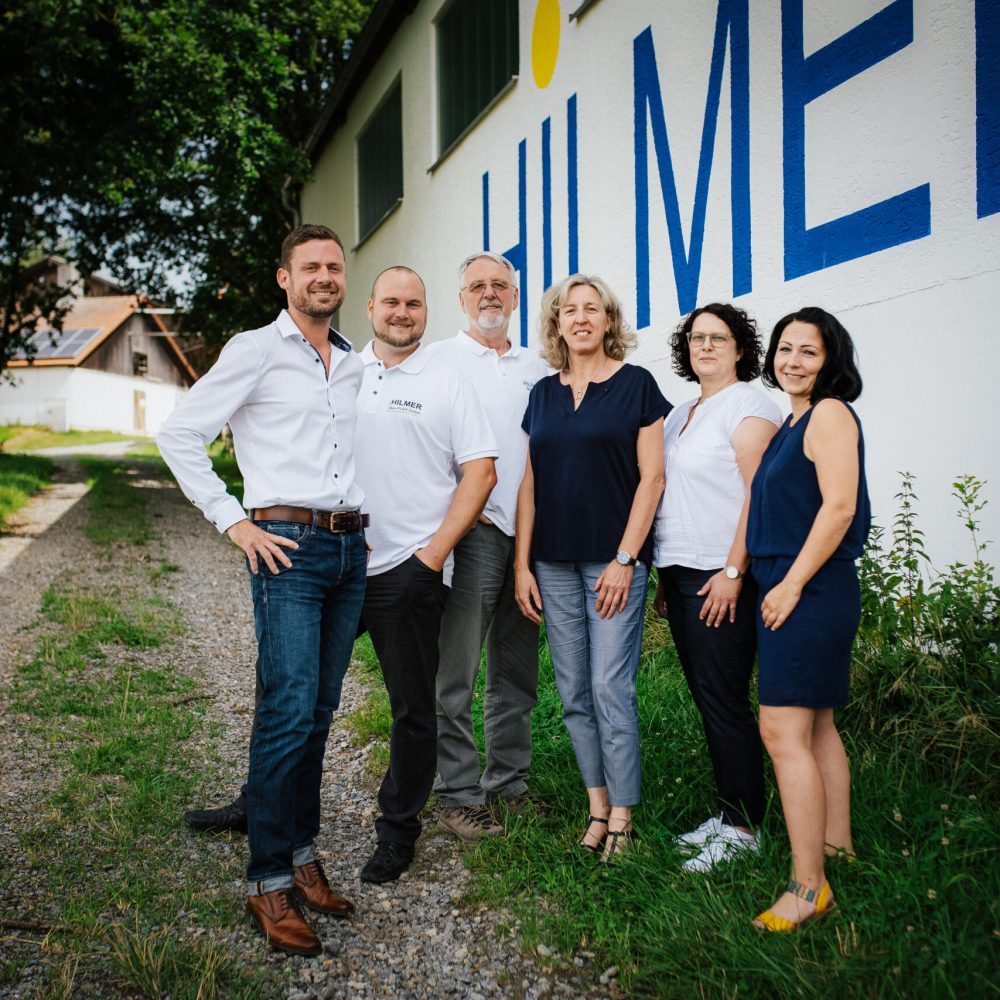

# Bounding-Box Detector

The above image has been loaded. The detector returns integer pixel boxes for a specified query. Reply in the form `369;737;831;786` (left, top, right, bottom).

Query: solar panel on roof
12;327;103;360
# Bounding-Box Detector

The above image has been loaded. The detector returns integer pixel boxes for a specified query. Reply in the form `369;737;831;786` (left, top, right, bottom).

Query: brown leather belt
250;506;369;533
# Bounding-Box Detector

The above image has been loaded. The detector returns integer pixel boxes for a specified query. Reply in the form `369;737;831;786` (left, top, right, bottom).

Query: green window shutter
358;82;403;239
437;0;519;154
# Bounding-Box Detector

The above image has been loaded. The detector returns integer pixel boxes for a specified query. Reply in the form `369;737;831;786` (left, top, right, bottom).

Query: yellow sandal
752;879;837;932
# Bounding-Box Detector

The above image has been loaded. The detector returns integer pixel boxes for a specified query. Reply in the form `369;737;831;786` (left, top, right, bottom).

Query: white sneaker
675;815;723;850
681;825;759;873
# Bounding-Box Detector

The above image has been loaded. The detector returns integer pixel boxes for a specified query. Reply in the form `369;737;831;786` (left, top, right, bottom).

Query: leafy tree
0;0;373;374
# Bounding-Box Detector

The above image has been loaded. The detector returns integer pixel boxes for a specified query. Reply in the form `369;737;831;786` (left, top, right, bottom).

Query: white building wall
0;367;187;436
303;0;1000;564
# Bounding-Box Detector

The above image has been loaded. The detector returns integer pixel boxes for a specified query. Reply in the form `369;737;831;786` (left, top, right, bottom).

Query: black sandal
601;825;638;862
578;815;609;853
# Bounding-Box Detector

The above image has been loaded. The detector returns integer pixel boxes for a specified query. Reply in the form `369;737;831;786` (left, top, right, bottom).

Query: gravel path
0;459;616;1000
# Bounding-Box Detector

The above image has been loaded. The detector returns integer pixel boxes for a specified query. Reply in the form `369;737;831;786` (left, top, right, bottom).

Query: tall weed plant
854;474;999;783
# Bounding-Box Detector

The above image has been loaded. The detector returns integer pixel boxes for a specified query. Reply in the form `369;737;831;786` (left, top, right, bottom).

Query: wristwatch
724;565;745;580
616;550;637;567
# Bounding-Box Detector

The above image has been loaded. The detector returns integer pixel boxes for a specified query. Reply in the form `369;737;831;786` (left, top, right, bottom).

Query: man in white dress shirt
354;266;498;883
427;252;548;842
158;225;363;957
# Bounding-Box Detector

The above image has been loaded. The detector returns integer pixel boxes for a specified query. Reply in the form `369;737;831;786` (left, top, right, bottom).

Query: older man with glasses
426;252;548;842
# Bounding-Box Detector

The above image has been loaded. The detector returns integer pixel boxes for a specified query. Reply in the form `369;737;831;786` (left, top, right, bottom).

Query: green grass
2;455;278;998
460;628;996;998
0;423;147;451
0;450;54;528
78;456;151;546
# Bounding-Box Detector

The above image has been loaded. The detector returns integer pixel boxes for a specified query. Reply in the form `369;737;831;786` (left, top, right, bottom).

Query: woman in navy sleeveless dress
746;307;870;931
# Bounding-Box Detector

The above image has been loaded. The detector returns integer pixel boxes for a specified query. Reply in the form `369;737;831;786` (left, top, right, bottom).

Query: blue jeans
245;520;367;892
534;560;648;807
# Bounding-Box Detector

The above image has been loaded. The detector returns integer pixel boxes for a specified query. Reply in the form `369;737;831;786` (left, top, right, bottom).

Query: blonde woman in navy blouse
514;274;670;860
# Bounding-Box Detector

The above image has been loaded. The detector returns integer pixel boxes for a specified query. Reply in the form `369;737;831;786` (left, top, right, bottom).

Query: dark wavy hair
671;303;763;383
762;306;863;403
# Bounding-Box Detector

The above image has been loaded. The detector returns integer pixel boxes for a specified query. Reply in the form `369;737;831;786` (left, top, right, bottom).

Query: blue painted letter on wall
782;0;931;279
634;1;751;327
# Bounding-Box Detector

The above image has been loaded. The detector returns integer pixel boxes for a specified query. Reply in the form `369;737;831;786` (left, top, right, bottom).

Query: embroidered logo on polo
388;398;423;415
522;379;538;391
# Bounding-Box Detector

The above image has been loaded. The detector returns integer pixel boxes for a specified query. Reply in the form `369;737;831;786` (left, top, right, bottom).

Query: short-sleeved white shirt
355;340;498;583
424;331;548;536
653;382;782;569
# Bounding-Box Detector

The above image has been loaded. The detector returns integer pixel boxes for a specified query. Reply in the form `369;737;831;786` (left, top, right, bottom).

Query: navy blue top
522;363;672;564
747;401;871;561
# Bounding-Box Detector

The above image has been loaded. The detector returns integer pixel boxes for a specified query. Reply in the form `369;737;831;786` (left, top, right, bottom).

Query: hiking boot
438;804;503;843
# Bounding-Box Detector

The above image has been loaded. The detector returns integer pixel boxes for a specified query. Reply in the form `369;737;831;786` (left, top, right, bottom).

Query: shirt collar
361;338;429;373
276;309;352;352
456;329;522;358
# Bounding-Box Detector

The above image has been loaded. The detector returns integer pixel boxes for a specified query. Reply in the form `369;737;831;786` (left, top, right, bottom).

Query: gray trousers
434;522;539;806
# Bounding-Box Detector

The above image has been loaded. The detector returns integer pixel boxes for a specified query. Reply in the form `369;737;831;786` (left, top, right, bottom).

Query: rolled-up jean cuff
292;844;316;867
247;874;294;896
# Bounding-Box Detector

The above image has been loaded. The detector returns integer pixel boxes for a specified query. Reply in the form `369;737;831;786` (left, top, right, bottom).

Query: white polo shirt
425;331;548;536
157;310;364;533
355;341;498;583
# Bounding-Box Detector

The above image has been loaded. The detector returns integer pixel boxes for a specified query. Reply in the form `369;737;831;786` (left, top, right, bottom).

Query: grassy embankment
1;453;278;999
0;423;152;529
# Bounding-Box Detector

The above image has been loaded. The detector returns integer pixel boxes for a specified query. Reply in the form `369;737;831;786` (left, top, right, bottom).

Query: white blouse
652;382;782;570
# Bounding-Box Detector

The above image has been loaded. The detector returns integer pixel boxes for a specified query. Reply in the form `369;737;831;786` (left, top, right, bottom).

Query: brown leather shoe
246;888;321;956
293;859;355;917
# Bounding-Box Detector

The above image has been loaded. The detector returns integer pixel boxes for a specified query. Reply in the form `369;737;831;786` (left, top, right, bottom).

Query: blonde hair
537;274;637;370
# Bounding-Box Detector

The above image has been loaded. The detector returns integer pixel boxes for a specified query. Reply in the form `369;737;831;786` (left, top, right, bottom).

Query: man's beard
288;283;344;319
470;302;509;332
375;321;423;349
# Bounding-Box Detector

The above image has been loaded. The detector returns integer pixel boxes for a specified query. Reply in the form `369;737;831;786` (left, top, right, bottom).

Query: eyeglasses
688;332;733;346
463;280;513;296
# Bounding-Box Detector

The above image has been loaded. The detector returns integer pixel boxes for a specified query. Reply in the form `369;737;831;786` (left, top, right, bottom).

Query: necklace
568;358;610;400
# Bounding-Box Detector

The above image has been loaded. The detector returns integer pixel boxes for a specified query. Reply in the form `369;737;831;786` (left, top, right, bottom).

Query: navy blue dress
747;402;871;707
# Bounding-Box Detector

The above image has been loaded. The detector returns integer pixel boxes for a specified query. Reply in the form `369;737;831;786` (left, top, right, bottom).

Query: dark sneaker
360;841;415;884
438;804;503;843
183;796;247;834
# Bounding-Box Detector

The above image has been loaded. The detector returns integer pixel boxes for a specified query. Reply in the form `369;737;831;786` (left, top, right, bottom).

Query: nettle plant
852;474;999;776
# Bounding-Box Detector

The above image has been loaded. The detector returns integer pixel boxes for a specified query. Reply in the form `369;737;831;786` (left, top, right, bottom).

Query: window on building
436;0;518;156
357;81;403;240
132;351;148;377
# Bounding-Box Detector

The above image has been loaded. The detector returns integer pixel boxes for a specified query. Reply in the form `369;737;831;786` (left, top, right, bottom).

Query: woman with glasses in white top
652;303;781;873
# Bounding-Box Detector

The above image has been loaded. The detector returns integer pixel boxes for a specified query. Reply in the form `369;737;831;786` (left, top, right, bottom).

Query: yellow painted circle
531;0;561;89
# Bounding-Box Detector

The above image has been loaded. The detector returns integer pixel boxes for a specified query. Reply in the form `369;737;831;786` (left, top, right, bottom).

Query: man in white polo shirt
426;252;548;842
158;225;365;957
355;266;498;883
